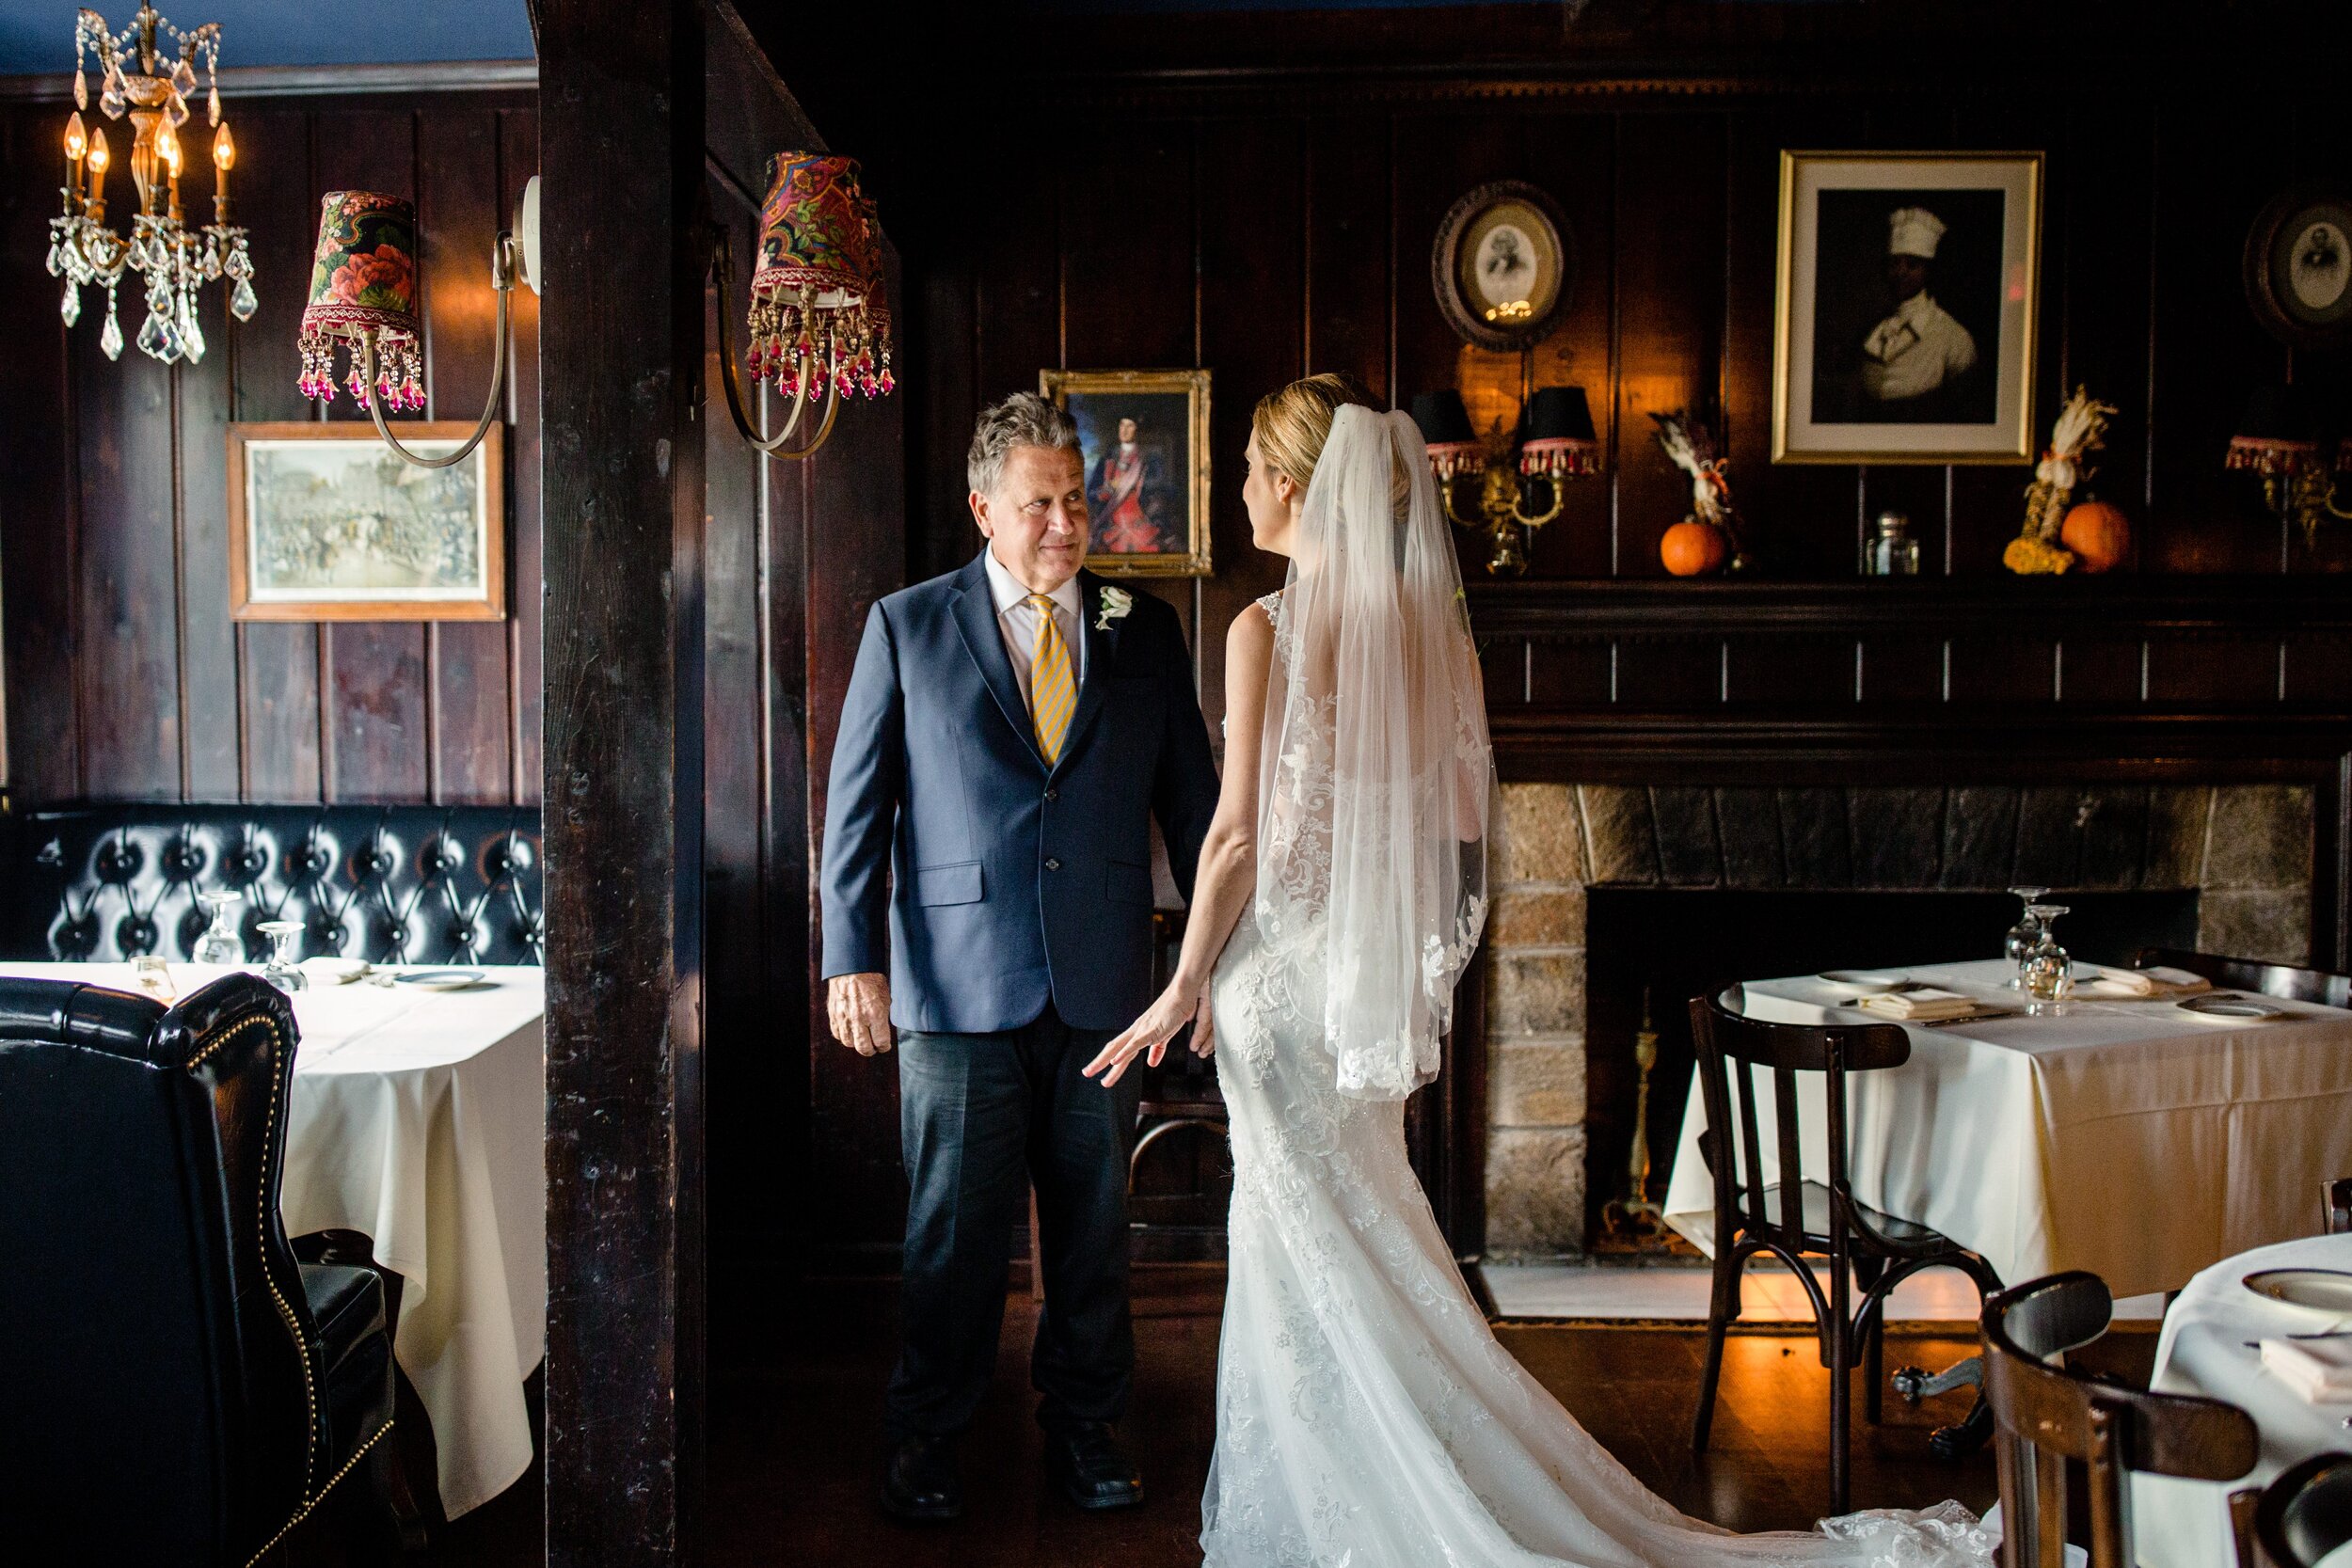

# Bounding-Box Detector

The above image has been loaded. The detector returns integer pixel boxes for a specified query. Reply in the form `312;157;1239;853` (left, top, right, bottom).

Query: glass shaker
1866;510;1921;576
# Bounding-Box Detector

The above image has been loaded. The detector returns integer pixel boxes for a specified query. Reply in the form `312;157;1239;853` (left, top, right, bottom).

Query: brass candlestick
1601;988;1668;1243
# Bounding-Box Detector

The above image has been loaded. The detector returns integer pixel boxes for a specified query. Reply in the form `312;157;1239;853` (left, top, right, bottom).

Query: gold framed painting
1772;150;2043;465
1039;368;1212;578
227;421;506;622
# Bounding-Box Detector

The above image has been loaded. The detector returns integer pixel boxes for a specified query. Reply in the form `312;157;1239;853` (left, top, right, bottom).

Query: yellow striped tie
1027;593;1075;765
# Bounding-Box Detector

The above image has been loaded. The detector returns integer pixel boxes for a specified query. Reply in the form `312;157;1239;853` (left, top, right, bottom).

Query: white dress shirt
1860;290;1979;403
982;547;1085;712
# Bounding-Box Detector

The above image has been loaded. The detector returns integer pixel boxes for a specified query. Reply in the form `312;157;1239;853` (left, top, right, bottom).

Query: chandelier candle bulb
211;119;231;211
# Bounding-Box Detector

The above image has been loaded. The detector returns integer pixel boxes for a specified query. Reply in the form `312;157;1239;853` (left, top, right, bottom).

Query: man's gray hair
967;392;1082;498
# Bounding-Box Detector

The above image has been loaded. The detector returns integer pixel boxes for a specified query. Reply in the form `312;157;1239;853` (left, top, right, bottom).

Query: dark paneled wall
907;81;2352;736
0;91;539;807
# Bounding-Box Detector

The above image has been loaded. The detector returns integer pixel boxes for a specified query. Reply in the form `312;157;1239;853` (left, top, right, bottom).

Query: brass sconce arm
1509;471;1566;530
709;229;842;461
359;231;516;470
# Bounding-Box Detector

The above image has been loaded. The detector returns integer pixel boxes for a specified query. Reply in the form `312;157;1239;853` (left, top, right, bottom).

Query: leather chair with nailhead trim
0;973;425;1562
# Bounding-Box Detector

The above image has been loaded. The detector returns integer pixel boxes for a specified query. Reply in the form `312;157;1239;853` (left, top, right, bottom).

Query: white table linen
1659;960;2352;1298
2;962;545;1518
2133;1234;2352;1568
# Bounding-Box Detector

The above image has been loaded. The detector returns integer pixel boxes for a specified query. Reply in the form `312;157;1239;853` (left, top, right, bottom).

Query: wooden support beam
538;1;707;1560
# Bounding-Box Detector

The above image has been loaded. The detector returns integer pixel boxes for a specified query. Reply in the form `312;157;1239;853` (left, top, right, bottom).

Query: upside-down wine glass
2022;903;2074;1010
2004;886;2051;989
194;890;245;965
257;919;307;992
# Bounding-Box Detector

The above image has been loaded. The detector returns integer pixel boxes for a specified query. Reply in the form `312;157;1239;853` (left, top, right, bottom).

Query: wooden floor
310;1262;2155;1566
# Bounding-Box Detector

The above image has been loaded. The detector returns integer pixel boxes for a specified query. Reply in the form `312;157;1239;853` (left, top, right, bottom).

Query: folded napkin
1856;988;1980;1022
2260;1336;2352;1402
2089;964;2212;997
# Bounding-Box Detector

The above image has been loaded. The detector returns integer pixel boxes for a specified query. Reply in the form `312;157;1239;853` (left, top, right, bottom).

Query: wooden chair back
2257;1452;2352;1568
2137;947;2352;1009
1983;1272;2260;1568
2326;1177;2351;1237
1687;989;1912;1253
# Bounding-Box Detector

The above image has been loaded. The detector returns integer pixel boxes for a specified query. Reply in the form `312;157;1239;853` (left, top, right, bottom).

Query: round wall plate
1432;180;1574;351
2245;189;2352;348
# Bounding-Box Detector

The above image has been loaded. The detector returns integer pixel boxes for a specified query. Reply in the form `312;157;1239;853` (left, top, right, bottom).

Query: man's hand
827;972;894;1056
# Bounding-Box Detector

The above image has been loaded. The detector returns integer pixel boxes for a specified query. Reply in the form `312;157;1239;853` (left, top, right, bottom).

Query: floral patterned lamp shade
297;190;424;411
747;152;893;402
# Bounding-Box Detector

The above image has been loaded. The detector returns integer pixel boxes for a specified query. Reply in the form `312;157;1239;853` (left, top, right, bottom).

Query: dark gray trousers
886;1002;1142;1441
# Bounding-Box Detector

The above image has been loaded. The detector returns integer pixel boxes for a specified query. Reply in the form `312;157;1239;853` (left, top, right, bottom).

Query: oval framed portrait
1432;181;1573;351
2245;190;2352;348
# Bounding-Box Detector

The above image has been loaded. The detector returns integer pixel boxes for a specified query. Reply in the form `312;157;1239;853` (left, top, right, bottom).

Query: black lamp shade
2234;383;2316;444
1523;386;1596;444
2229;381;2323;476
1410;390;1476;447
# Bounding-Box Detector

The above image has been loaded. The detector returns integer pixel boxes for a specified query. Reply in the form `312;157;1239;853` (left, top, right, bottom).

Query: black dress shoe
881;1434;962;1523
1044;1423;1143;1511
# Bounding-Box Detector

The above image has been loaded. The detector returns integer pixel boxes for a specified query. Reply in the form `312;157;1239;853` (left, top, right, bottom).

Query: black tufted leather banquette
0;974;404;1562
1;804;543;967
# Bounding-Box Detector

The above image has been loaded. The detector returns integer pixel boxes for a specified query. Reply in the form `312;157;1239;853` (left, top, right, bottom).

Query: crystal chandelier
45;7;255;365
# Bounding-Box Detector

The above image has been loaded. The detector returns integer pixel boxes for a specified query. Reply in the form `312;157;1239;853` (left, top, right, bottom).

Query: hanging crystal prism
164;91;189;128
135;309;172;361
99;301;123;360
207;83;219;125
74;65;87;111
180;307;205;365
171;57;197;99
100;65;125;118
61;282;81;326
230;275;257;321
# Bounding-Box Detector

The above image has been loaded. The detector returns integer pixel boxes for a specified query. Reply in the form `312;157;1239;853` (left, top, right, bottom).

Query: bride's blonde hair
1251;372;1387;497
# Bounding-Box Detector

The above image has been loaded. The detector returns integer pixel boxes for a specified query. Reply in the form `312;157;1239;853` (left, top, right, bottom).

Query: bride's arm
1085;604;1276;1087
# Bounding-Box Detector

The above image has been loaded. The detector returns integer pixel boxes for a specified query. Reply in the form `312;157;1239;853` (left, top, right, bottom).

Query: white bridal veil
1253;404;1495;1101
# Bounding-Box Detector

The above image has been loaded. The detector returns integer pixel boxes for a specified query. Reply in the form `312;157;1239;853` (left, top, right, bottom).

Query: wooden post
537;1;707;1560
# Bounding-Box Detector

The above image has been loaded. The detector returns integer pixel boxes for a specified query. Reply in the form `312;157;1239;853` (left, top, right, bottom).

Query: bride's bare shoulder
1230;596;1279;653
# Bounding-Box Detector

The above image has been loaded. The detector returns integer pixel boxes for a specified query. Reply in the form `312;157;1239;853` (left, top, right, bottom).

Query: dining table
1659;958;2352;1300
2132;1232;2352;1568
1;959;546;1519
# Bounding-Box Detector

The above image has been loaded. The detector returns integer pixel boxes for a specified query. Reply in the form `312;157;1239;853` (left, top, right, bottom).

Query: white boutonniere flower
1096;586;1133;631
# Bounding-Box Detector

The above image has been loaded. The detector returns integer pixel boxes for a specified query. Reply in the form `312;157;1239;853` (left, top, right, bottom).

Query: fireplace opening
1581;886;2201;1252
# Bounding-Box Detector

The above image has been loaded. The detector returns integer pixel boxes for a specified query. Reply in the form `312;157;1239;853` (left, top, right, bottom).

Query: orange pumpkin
2059;499;2131;574
1661;519;1728;577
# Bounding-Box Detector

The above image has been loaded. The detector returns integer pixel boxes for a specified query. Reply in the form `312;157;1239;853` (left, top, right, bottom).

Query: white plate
394;968;488;991
2174;993;2285;1023
298;956;369;985
1817;970;1907;996
2243;1268;2352;1327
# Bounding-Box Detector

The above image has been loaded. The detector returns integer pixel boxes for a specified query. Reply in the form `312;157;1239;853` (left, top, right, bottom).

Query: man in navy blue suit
820;393;1220;1523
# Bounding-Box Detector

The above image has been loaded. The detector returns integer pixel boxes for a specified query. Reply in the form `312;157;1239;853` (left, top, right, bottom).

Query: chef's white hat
1887;206;1947;260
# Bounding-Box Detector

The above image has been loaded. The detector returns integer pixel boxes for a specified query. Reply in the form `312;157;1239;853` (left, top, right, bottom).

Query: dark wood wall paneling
909;86;2352;739
0;91;539;807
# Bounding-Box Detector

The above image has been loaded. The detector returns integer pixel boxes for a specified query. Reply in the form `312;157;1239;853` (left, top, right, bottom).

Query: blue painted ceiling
0;2;536;75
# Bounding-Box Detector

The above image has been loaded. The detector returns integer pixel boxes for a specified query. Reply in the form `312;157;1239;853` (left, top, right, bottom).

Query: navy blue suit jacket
819;552;1221;1034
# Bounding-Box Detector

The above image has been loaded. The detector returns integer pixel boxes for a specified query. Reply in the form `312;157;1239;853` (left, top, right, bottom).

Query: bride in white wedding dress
1085;376;1992;1568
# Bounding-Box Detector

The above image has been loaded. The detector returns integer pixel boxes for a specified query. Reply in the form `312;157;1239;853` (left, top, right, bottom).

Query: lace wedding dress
1195;409;1992;1568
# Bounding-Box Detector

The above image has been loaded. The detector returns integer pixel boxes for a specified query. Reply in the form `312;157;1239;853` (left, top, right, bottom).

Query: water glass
2022;903;2074;1006
2003;887;2050;987
194;890;246;965
257;920;308;992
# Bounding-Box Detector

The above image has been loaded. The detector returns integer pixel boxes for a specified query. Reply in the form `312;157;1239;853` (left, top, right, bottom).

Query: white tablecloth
3;962;546;1518
1660;960;2352;1298
2134;1234;2352;1568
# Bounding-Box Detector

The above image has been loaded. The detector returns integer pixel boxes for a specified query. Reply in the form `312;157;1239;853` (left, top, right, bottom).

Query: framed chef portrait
1772;150;2042;464
1039;368;1213;578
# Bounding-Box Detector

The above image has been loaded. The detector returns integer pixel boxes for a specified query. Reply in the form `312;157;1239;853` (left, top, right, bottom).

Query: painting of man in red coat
1088;416;1174;554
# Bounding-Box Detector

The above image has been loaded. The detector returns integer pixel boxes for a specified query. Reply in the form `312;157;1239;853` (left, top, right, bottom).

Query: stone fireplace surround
1480;782;2318;1259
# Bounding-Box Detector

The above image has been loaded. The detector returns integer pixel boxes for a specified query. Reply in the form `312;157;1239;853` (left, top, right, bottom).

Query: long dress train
1199;607;1989;1568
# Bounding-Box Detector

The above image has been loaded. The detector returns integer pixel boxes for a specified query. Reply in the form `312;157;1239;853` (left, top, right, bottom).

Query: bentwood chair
1688;989;2004;1514
1983;1272;2261;1568
2257;1452;2352;1568
2325;1177;2351;1236
0;973;423;1563
2135;947;2352;1009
